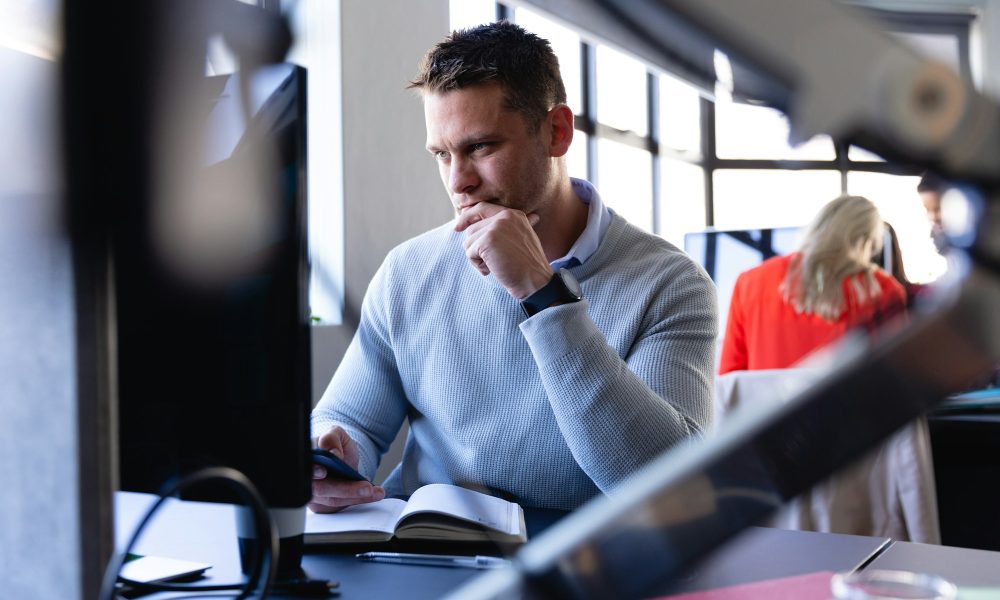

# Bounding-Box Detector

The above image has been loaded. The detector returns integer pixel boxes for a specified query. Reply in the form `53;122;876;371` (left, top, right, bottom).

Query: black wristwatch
521;268;583;317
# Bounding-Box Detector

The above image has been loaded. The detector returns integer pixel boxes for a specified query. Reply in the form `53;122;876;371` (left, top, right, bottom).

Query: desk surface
114;492;1000;599
865;541;1000;588
657;527;888;596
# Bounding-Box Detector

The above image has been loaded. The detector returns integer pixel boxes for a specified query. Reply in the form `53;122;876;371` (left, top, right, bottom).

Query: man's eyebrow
457;132;499;147
426;132;501;154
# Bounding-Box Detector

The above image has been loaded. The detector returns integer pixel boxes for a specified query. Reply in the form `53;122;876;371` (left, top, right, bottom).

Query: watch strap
521;269;581;317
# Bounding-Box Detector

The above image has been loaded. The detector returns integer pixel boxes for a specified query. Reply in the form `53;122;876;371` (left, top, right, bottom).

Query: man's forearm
520;300;716;492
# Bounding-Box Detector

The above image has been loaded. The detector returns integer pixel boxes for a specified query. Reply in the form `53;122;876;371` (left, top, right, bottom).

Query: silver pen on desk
356;552;511;569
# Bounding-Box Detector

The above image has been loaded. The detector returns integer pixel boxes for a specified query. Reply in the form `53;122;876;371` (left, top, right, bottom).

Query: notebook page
398;484;519;535
305;498;406;536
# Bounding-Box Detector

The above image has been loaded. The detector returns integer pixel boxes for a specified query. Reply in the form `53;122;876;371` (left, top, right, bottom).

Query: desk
929;389;1000;551
114;493;560;599
657;527;888;596
865;541;1000;588
113;493;880;598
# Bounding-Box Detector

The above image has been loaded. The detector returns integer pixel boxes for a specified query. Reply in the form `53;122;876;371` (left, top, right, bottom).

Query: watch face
558;268;583;299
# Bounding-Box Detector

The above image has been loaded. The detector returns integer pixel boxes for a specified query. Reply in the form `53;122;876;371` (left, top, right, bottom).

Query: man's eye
435;151;450;161
470;143;489;152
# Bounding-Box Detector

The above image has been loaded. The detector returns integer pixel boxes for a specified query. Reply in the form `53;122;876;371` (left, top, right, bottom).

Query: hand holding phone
311;448;368;482
310;428;385;513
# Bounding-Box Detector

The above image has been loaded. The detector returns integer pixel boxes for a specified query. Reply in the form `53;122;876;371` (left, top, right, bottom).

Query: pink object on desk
653;571;835;600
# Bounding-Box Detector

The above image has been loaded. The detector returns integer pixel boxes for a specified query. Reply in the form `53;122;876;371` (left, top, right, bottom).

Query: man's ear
547;104;575;158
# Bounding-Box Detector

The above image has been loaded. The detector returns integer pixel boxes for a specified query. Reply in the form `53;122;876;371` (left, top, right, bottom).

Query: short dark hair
408;21;567;132
917;171;945;194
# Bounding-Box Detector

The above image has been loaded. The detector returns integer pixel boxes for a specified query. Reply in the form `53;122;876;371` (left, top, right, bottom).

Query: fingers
310;425;385;513
316;427;347;458
313;478;384;499
462;226;491;276
459;205;536;236
307;491;385;514
316;425;361;471
454;209;484;233
310;478;386;513
454;201;515;232
454;203;550;298
461;208;534;275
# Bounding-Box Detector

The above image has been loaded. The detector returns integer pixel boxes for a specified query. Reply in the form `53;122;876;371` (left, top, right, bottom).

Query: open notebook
305;483;527;545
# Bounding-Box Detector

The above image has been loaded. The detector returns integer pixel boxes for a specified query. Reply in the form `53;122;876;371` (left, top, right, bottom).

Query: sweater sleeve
719;273;749;374
518;259;717;493
311;259;408;479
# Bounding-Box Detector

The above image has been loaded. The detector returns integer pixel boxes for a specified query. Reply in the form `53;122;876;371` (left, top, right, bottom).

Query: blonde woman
719;195;907;374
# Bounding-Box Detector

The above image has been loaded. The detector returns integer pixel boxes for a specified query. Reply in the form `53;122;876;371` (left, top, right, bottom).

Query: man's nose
448;157;479;196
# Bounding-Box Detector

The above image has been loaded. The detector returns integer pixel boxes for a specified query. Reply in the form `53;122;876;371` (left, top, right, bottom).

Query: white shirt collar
550;178;613;270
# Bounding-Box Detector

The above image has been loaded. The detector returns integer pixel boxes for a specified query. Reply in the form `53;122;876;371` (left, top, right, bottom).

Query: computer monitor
114;63;312;509
684;227;803;338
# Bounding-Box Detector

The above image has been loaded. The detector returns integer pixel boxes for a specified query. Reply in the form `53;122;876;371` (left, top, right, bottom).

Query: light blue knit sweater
312;213;717;510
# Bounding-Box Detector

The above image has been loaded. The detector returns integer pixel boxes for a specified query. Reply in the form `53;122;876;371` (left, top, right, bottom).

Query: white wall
311;0;452;393
0;49;84;598
310;0;453;479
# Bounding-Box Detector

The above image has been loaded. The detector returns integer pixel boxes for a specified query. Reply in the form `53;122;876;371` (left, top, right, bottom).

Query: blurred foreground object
444;0;1000;597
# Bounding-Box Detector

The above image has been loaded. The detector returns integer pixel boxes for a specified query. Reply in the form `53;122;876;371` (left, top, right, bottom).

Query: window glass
848;145;885;162
712;170;841;230
3;0;60;59
449;0;495;31
597;139;653;231
659;159;705;247
660;72;701;156
596;45;648;137
566;131;588;181
284;0;343;324
714;89;835;160
514;8;582;116
847;171;947;284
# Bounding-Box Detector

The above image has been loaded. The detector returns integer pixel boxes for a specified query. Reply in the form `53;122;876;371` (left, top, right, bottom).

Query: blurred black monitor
115;64;312;508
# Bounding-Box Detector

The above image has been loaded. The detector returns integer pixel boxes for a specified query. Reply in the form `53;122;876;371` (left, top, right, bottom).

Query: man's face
921;190;948;253
423;84;554;217
921;191;942;229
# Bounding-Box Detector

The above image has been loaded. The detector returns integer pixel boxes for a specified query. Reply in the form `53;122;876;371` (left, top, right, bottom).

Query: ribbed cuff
519;299;599;367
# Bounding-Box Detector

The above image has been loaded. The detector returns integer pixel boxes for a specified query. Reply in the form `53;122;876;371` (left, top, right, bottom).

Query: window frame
491;3;973;235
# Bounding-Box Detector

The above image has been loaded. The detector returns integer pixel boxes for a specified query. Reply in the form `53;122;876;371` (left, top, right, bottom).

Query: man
310;22;717;513
917;171;946;254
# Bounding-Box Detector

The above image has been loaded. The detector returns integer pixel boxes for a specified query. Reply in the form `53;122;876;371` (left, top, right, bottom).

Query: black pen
356;552;511;569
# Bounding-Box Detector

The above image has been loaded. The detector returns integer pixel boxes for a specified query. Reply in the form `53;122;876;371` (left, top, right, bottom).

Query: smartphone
311;448;368;482
120;553;212;583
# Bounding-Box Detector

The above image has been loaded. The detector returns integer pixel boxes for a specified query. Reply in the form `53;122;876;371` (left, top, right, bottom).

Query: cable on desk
99;466;279;600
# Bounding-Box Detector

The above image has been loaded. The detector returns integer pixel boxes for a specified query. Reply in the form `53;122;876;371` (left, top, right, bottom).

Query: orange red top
719;254;907;374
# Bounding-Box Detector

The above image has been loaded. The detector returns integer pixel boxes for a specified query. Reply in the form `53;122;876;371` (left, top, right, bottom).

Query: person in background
919;173;1000;388
719;195;907;374
882;221;925;308
917;171;947;255
309;21;718;514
